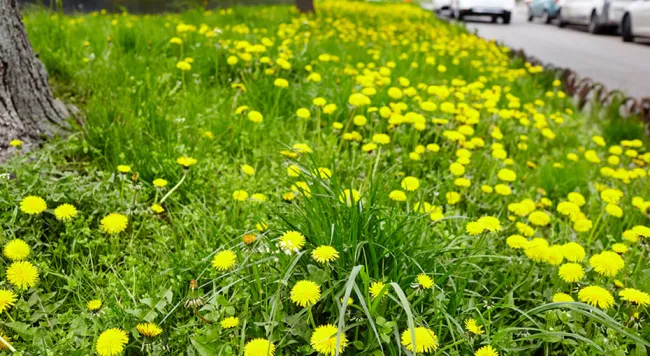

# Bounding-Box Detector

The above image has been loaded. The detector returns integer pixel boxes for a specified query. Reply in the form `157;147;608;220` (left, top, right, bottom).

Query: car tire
542;10;551;24
503;12;511;24
621;14;634;42
588;11;601;34
528;9;534;22
557;9;566;27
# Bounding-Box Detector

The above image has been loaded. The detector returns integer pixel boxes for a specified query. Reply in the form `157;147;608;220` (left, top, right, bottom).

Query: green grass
0;1;649;355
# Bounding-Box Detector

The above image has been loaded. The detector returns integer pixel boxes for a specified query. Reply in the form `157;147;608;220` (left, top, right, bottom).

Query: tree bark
0;0;70;160
296;0;314;13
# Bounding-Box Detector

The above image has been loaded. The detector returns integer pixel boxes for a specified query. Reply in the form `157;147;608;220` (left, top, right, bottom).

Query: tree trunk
296;0;314;13
0;0;70;160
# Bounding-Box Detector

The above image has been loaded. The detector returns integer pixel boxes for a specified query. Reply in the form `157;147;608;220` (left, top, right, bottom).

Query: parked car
451;0;516;23
433;0;453;14
526;0;560;23
557;0;635;33
621;0;650;41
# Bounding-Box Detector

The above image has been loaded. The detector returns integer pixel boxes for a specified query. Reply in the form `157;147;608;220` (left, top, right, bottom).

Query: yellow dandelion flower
370;281;386;299
151;204;164;214
117;165;131;173
552;292;575;303
6;261;38;290
589;251;625;277
221;316;240;329
100;213;128;234
465;319;484;335
0;290;17;313
137;323;162;338
578;286;614;309
233;190;249;201
528;211;551;226
417;274;434;289
54;203;78;221
558;263;585;283
87;299;102;311
96;328;128;356
310;324;348;356
401;327;438;353
20;196;47;215
176;156;198;168
279;231;306;253
212;250;237;271
290;280;321;308
3;239;30;261
475;345;499;356
401;176;420;191
506;235;528;249
561;242;585;262
153;178;168;188
244;338;275;356
618;288;650;306
339;189;360;206
312;246;339;264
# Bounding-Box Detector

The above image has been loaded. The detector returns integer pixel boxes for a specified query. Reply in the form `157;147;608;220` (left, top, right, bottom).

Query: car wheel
542;10;551;24
557;9;566;27
621;14;634;42
492;15;499;23
503;12;511;24
527;8;534;22
588;11;601;34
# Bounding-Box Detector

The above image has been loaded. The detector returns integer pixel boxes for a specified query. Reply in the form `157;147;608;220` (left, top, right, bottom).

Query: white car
451;0;516;23
621;0;650;41
434;0;453;14
557;0;635;33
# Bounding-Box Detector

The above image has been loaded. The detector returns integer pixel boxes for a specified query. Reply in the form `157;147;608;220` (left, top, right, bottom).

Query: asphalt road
422;3;650;98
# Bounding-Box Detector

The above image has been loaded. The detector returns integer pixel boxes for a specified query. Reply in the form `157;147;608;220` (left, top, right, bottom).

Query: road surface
422;3;650;98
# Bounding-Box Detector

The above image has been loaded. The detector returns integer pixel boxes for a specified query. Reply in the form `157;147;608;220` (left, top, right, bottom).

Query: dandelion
618;288;650;306
339;189;360;206
401;176;420;191
290;280;321;307
176;156;198;168
242;234;257;245
497;168;516;182
475;345;499;356
6;261;38;290
87;299;102;312
233;190;249;201
506;235;528;249
151;204;164;213
137;323;163;338
96;328;128;356
100;213;128;234
3;239;30;261
20;196;47;215
244;338;275;356
277;231;306;254
589;251;625;277
416;274;434;289
0;290;17;313
312;246;339;264
310;324;348;355
558;263;585;283
9;139;23;147
153;178;168;188
561;242;585;262
117;165;131;173
248;111;264;123
578;286;615;309
212;250;236;271
241;164;255;176
0;331;11;351
369;281;386;299
528;211;551;226
552;292;575;303
465;319;484;335
54;203;78;221
401;327;438;353
221;316;240;329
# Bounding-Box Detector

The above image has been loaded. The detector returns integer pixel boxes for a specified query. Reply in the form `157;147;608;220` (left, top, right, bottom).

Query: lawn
0;1;649;355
